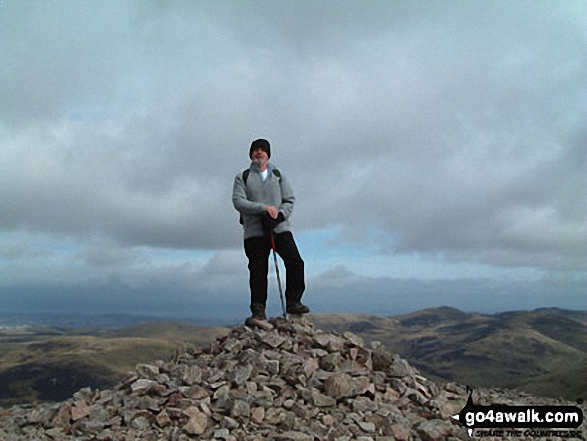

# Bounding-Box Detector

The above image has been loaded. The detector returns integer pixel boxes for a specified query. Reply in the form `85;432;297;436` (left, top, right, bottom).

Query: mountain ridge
310;307;587;401
1;316;584;440
0;307;585;408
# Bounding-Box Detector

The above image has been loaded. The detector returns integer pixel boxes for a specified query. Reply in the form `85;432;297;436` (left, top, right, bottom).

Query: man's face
251;147;269;165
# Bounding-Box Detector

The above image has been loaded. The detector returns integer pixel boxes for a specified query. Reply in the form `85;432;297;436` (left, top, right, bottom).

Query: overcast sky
1;1;585;323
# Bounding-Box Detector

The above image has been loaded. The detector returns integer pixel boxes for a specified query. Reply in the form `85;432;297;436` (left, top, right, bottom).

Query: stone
352;396;378;413
372;348;394;371
266;359;280;375
214;428;230;439
324;373;353;399
314;333;345;352
136;363;160;379
343;331;364;347
388;357;414;378
405;387;429;405
415;420;456;441
52;402;72;427
270;431;313;441
70;400;91;421
311;389;336;407
301;358;319;377
265;407;285;425
130;379;158;395
185;384;210;400
246;319;274;331
72;387;95;402
45;427;65;439
183;365;202;384
319;352;342;371
250;406;265;424
213;384;231;408
227;364;253;386
230;399;250;418
155;409;171;427
321;414;334;426
256;330;286;348
28;405;58;425
351;376;374;397
291;401;310;419
386;424;410;440
357;421;376;432
131;415;151;430
1;315;581;441
183;406;208;435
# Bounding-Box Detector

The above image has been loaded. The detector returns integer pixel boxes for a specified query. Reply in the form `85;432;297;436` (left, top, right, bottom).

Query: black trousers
244;231;305;311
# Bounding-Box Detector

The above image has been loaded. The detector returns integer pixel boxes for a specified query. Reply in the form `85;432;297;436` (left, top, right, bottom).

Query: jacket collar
250;161;275;173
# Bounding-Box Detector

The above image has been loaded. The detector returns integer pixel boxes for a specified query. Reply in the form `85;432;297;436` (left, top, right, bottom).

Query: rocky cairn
0;317;582;440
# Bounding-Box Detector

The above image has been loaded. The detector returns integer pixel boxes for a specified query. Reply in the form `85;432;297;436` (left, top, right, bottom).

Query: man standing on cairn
232;138;309;325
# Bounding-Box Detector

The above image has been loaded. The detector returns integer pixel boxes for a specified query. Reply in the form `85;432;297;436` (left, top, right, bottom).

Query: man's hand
265;205;279;219
262;211;285;231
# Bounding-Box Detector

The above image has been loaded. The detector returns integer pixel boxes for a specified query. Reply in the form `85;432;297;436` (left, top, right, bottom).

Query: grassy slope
0;323;229;406
1;309;585;405
310;307;587;401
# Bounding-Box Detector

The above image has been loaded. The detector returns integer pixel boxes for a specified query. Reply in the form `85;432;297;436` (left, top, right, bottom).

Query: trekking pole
270;231;287;320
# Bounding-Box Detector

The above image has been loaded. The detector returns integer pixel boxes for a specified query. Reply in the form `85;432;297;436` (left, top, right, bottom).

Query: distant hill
6;316;584;440
0;322;228;405
310;307;587;401
1;307;585;406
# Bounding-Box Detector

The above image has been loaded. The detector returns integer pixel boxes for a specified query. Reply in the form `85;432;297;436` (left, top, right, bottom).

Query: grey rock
230;399;250;418
131;414;151;430
136;363;160;379
130;379;158;395
357;420;376;432
250;406;265;424
221;416;239;430
352;396;378;413
1;315;583;441
314;333;345;352
343;331;364;347
269;431;313;441
45;427;65;439
415;419;457;441
227;364;253;386
214;427;231;439
385;424;411;440
183;406;208;435
70;399;91;421
311;389;336;407
324;373;353;399
255;330;286;348
319;352;342;371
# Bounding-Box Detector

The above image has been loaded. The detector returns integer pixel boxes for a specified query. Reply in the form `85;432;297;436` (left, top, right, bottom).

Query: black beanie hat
249;138;271;159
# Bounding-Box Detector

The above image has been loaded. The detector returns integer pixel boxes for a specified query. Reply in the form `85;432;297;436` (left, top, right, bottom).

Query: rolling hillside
1;307;585;406
311;307;587;401
0;322;228;405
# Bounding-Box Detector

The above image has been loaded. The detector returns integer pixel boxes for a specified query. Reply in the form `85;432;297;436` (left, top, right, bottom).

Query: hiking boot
245;315;266;327
245;304;267;327
286;301;310;315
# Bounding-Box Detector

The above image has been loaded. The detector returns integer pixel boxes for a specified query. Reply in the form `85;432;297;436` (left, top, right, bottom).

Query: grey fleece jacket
232;162;295;239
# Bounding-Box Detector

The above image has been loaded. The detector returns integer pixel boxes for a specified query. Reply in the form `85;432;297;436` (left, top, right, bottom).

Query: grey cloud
74;242;144;267
202;250;247;276
0;1;585;272
0;241;53;260
1;248;251;319
3;262;584;319
0;122;241;248
310;267;587;314
0;2;132;126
